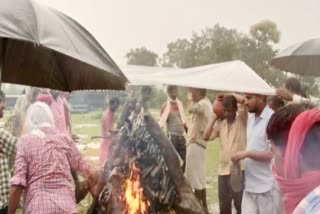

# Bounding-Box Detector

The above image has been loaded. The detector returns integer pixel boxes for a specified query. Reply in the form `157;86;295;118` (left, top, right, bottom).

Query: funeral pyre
88;90;206;214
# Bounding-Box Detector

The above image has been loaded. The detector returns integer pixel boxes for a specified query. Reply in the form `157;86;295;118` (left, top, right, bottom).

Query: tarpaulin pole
0;38;8;87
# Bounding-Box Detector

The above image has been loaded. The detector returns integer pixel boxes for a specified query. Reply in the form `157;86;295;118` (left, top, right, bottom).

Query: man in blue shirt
232;94;282;214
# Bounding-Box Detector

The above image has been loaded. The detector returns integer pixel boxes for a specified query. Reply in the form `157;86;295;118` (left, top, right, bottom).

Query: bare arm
68;139;99;194
232;150;273;162
224;93;245;104
8;185;24;214
223;93;248;122
246;151;273;161
238;104;248;124
69;139;91;178
160;102;167;116
188;101;204;115
203;115;218;141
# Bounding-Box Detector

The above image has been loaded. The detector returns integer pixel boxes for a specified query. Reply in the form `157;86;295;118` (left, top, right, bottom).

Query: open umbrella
270;38;320;76
0;0;128;92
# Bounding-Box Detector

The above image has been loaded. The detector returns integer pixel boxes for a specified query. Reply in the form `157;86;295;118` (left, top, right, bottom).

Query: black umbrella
270;38;320;76
0;0;128;91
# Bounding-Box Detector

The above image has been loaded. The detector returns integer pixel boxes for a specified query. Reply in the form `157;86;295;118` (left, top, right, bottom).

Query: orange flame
123;163;148;214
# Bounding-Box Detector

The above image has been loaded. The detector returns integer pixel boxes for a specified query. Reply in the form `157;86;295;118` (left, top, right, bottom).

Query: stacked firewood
130;110;177;212
88;89;206;214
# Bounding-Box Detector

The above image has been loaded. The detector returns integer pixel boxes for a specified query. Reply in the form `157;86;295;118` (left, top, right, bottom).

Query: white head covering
26;101;55;136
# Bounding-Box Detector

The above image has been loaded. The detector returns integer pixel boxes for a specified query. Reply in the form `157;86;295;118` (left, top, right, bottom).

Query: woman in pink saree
99;97;120;167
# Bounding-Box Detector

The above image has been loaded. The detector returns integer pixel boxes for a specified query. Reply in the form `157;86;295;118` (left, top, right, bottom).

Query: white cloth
242;187;283;214
159;98;186;128
185;143;206;190
292;94;320;107
122;61;275;95
25;102;55;136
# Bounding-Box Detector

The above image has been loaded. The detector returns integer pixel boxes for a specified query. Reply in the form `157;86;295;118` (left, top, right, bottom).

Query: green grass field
70;109;220;213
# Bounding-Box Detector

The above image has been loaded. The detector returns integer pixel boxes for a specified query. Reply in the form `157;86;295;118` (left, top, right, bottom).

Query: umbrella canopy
123;61;275;95
270;38;320;76
0;0;128;92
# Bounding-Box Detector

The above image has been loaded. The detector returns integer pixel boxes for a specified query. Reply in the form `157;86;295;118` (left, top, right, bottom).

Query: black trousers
168;134;186;172
0;207;7;214
218;172;244;214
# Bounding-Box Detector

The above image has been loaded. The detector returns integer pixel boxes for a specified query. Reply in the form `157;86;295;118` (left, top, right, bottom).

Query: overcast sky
41;0;320;65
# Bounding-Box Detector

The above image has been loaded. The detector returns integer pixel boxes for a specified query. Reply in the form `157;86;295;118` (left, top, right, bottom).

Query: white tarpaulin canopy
121;65;177;85
122;60;275;95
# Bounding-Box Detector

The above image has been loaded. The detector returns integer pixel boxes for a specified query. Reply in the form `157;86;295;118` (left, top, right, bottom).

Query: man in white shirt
232;94;282;214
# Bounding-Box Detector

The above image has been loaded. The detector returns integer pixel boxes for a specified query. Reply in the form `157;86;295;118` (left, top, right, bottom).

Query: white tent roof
122;60;275;95
121;65;177;85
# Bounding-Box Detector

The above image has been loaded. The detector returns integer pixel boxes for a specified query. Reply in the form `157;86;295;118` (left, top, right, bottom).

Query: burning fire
123;163;149;214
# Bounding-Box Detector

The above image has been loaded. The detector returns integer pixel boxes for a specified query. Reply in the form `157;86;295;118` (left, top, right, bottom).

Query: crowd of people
159;77;320;214
0;88;108;214
0;76;319;214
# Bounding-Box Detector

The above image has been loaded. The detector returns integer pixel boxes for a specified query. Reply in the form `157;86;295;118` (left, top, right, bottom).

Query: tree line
126;20;319;98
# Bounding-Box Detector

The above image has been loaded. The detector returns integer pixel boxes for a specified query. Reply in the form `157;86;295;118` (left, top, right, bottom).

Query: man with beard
232;94;281;214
